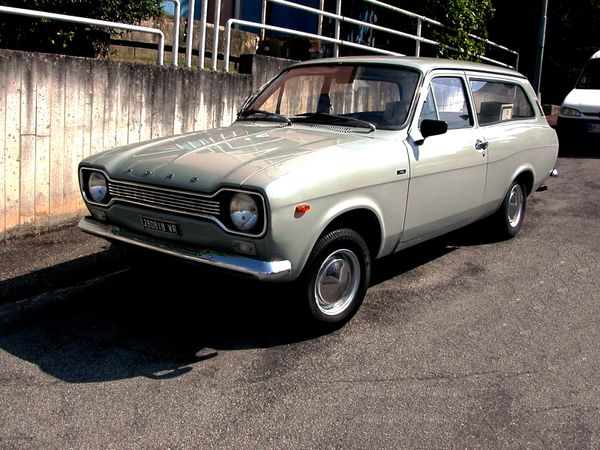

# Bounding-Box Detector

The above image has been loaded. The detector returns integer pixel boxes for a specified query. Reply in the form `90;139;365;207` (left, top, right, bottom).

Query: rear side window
469;79;535;125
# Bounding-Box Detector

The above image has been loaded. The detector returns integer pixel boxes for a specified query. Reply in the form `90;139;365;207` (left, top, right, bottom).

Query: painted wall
0;50;293;240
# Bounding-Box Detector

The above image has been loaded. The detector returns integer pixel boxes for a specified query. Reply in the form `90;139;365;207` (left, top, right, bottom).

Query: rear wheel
299;228;371;326
492;180;527;239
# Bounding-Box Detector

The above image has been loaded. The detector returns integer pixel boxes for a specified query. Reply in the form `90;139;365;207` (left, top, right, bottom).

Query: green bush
0;0;163;57
431;0;495;60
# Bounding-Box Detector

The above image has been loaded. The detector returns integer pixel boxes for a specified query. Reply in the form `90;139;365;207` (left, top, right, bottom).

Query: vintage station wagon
78;56;559;325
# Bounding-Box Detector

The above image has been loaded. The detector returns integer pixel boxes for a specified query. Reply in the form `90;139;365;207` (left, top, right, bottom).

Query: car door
466;74;547;211
401;72;488;243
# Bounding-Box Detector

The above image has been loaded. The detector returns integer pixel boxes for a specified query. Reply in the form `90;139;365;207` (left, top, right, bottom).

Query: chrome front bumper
78;216;292;281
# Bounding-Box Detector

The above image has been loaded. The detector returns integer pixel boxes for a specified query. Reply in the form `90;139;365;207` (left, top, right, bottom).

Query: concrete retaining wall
0;50;294;240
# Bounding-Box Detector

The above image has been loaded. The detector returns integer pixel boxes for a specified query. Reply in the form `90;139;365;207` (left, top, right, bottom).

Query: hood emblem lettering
166;173;174;179
143;171;153;176
190;177;199;183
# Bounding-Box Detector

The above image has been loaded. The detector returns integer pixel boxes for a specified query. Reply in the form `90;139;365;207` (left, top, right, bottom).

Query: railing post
224;21;232;73
199;0;208;68
211;0;222;71
184;0;195;67
170;0;180;66
261;0;267;40
334;0;341;57
317;0;324;36
415;18;421;57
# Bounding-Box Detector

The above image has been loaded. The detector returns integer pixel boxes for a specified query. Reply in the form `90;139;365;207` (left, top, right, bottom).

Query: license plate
141;216;180;236
588;123;600;133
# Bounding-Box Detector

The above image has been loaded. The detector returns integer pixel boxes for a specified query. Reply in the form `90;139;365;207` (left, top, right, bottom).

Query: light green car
79;56;559;326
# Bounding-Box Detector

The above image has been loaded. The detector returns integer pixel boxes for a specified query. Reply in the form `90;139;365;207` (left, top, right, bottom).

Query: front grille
80;167;267;237
108;180;221;218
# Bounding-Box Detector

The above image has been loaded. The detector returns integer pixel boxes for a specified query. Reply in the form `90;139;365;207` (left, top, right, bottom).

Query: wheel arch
319;207;383;261
514;168;535;196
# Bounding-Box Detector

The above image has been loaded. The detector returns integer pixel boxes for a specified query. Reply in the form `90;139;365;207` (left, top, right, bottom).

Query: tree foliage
430;0;495;60
0;0;163;57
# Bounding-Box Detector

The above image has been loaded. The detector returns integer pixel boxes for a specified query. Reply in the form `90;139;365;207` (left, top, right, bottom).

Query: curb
0;269;130;326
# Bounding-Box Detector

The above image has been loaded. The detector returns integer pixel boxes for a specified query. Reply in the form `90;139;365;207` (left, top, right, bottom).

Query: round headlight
230;193;258;231
88;172;108;203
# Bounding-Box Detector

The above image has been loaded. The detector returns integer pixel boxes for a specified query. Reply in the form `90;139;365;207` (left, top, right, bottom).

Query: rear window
469;79;535;125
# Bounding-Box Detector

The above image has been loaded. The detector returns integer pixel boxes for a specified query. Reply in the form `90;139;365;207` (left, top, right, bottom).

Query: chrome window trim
79;167;268;238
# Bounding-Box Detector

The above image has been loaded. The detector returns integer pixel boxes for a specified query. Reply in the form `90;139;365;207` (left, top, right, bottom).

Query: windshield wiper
238;109;291;125
293;112;376;132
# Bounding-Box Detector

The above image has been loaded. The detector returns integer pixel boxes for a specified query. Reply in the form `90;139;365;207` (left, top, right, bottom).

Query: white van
557;50;600;139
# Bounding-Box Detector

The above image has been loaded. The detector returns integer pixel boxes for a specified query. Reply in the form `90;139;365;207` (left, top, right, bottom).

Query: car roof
290;55;526;80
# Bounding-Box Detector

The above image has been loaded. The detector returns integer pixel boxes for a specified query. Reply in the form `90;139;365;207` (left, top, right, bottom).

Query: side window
469;79;536;125
420;77;473;130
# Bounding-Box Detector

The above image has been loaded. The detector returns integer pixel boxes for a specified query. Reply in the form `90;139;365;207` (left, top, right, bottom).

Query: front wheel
492;180;527;239
299;228;371;326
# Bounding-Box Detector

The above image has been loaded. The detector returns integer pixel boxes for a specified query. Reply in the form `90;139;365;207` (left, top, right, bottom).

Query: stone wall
0;50;294;240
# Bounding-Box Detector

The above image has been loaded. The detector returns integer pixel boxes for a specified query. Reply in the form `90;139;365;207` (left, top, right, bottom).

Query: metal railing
183;0;219;70
223;18;401;72
365;0;519;69
236;0;519;71
0;5;165;65
0;1;520;72
163;0;180;66
184;0;195;66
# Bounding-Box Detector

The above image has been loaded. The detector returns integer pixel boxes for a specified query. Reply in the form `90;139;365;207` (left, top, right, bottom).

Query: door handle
475;139;489;151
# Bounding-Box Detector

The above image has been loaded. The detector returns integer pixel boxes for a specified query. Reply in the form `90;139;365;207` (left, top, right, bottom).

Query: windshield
576;59;600;89
239;64;420;130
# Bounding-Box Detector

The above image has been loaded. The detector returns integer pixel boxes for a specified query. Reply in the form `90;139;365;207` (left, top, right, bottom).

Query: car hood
82;123;373;192
561;88;600;114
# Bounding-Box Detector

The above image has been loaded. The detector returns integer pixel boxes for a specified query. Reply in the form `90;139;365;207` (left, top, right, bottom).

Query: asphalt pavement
0;222;131;322
0;150;599;448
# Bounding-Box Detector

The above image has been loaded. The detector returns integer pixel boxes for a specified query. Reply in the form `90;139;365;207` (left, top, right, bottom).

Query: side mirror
420;119;448;139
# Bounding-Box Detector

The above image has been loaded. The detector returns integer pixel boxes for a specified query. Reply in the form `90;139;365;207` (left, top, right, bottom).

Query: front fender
268;184;407;279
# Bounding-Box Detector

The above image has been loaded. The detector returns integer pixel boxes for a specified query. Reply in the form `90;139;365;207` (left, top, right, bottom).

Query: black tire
492;180;527;239
298;228;371;326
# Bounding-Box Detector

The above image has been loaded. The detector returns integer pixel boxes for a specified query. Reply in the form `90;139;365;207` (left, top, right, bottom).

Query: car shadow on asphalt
0;222;504;384
370;221;504;287
0;246;130;307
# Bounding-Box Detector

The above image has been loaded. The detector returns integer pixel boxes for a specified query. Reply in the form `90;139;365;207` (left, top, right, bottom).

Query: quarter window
419;77;473;130
469;80;535;125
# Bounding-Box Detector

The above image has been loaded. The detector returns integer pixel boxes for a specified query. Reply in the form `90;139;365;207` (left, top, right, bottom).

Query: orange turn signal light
295;204;311;215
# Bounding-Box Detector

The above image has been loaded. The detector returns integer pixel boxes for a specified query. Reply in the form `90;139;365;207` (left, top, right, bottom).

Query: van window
419;77;473;130
469;80;535;125
576;59;600;89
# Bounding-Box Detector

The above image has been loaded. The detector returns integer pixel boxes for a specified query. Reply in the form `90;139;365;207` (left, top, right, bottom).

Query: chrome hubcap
315;249;361;316
507;184;524;228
